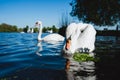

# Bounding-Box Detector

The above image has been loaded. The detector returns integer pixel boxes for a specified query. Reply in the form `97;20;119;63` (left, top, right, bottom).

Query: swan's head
65;36;71;50
62;23;77;56
36;21;42;41
35;21;42;27
62;36;73;58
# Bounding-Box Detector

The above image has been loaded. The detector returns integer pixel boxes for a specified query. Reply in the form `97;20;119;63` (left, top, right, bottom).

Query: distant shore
0;30;120;36
96;30;120;36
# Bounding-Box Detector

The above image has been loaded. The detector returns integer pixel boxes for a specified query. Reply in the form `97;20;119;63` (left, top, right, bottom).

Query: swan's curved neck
38;24;42;41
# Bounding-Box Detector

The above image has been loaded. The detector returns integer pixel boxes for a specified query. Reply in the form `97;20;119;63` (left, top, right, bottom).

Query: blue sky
0;0;73;28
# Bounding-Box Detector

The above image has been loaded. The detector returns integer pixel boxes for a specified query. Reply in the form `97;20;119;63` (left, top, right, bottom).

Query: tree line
0;23;18;32
0;23;59;33
0;0;120;36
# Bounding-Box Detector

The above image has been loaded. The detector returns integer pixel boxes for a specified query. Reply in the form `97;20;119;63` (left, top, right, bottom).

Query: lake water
0;33;120;80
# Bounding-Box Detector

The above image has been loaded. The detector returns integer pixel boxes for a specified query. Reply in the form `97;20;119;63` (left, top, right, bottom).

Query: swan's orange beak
65;39;71;50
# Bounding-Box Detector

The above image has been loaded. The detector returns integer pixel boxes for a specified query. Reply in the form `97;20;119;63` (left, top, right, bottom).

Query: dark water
95;36;120;80
0;33;120;80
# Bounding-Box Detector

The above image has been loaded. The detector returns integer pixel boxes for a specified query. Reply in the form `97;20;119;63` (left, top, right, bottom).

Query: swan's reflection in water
36;41;64;56
75;74;96;80
36;42;42;56
67;53;96;80
74;61;96;80
36;41;96;80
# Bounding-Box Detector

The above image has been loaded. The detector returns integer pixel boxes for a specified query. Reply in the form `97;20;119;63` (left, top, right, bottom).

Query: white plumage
36;21;64;42
63;23;96;54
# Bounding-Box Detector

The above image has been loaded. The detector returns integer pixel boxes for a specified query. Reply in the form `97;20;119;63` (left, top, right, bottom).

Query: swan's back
43;33;64;42
76;24;96;52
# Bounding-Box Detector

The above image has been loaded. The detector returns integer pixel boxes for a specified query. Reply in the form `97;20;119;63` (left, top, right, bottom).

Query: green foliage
42;27;47;32
18;28;23;32
42;25;58;33
34;27;38;33
0;23;59;33
23;25;29;33
73;52;99;62
70;0;120;26
0;23;18;32
58;26;67;37
52;25;58;33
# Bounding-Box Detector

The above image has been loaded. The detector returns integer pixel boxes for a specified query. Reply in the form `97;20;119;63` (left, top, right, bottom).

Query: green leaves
0;23;18;32
70;0;120;26
73;52;98;62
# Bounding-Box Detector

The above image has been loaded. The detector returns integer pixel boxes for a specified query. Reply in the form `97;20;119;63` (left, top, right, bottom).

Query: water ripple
0;33;66;77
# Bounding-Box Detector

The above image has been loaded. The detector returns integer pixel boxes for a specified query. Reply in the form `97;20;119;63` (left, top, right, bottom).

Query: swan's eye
66;40;69;43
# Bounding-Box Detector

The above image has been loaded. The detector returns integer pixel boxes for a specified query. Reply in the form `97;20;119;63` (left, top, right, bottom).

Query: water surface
0;33;120;80
0;33;66;80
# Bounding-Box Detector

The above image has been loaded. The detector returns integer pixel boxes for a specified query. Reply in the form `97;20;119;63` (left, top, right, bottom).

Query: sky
0;0;73;28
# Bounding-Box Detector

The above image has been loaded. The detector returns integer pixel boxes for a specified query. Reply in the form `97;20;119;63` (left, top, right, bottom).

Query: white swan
63;23;96;55
35;21;65;42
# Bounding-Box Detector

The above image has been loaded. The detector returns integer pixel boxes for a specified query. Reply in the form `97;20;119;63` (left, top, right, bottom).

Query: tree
70;0;120;26
23;25;29;32
42;27;47;32
0;23;18;32
12;25;18;32
58;12;71;36
18;28;23;32
52;25;58;33
34;27;38;33
58;26;67;37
